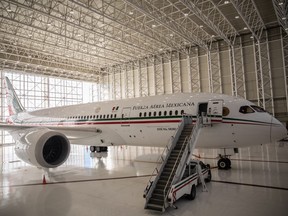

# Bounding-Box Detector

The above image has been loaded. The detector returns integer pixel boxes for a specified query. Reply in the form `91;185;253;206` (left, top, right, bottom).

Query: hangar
0;0;288;215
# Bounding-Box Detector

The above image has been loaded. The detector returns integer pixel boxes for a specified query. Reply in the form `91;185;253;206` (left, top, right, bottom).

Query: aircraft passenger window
251;105;266;112
239;106;255;114
100;115;102;119
175;110;178;115
159;111;162;116
154;111;157;116
110;114;113;118
106;115;109;119
169;110;173;116
181;110;184;115
139;112;142;117
96;115;99;119
114;114;117;118
144;112;147;117
223;107;230;116
164;111;167;116
149;112;151;117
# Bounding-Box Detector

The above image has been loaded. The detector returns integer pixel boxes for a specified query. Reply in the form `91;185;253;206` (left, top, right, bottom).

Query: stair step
151;193;164;200
149;198;164;206
146;203;163;211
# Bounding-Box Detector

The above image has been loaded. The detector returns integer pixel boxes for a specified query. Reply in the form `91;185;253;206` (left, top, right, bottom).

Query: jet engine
14;128;70;168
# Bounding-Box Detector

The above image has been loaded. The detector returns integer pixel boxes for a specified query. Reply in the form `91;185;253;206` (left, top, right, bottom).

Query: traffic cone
42;175;47;184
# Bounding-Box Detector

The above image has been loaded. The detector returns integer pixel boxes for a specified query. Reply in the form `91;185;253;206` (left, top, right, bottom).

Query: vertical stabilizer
4;77;25;116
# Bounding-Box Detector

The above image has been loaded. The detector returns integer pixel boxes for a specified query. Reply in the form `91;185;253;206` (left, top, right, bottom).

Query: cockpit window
251;105;266;113
239;106;255;114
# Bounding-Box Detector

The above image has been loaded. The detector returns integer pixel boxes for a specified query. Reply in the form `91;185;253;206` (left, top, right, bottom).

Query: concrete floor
0;143;288;216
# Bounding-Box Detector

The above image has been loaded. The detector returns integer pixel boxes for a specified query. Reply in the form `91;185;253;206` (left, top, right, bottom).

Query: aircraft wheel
205;170;212;182
90;146;96;153
225;158;231;168
187;185;196;200
218;158;229;169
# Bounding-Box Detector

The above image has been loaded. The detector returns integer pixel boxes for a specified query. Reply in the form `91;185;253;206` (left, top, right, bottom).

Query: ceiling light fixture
224;1;229;4
235;16;239;19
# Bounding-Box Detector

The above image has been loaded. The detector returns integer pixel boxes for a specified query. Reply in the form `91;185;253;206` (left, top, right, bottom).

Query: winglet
4;77;25;116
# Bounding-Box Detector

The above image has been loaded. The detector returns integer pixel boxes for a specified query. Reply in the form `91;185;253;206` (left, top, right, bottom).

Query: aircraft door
207;100;223;123
121;107;131;125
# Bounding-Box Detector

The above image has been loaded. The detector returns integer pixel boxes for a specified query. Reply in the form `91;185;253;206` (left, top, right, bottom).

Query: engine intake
14;128;70;168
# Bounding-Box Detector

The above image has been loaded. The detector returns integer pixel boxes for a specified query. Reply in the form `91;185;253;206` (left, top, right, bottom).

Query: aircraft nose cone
270;118;287;142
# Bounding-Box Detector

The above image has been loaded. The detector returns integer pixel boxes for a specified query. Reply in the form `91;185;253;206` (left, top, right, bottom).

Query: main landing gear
90;146;108;153
217;156;231;170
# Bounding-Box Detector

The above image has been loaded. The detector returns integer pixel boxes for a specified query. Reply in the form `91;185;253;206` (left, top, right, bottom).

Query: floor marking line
0;174;152;188
211;180;288;191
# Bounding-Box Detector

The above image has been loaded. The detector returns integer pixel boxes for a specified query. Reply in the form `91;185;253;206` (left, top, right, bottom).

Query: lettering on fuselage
132;102;194;110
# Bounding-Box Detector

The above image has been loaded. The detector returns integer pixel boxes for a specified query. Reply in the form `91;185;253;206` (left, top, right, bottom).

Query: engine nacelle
14;128;70;168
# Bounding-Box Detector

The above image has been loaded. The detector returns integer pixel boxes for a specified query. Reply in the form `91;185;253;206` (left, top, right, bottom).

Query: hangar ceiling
0;0;287;82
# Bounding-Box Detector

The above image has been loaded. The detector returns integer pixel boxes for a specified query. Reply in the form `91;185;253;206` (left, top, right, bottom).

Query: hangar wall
102;27;288;122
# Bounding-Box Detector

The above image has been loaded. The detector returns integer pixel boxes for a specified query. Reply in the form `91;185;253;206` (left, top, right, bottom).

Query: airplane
0;77;287;170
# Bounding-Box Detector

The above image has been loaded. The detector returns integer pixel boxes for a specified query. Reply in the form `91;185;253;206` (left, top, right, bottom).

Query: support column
187;46;201;93
154;55;164;95
253;31;274;114
281;30;288;113
170;51;182;93
229;37;246;98
207;42;222;93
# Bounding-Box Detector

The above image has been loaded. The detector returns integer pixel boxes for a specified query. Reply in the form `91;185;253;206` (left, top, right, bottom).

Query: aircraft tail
4;77;25;116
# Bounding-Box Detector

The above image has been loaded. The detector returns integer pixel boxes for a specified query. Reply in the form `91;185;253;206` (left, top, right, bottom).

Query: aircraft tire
187;185;196;200
218;158;228;169
90;146;96;153
225;158;231;168
205;170;212;182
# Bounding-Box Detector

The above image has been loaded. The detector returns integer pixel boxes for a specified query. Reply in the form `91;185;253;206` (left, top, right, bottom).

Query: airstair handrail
143;116;185;201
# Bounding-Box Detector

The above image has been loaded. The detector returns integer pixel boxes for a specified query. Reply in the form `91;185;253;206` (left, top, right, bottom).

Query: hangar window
251;105;266;113
239;106;254;114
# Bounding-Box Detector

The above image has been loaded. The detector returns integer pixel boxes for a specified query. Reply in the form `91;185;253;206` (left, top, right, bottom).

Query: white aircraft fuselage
9;92;286;149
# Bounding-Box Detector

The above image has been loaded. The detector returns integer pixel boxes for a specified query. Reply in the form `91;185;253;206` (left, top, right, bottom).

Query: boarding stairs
143;115;203;212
